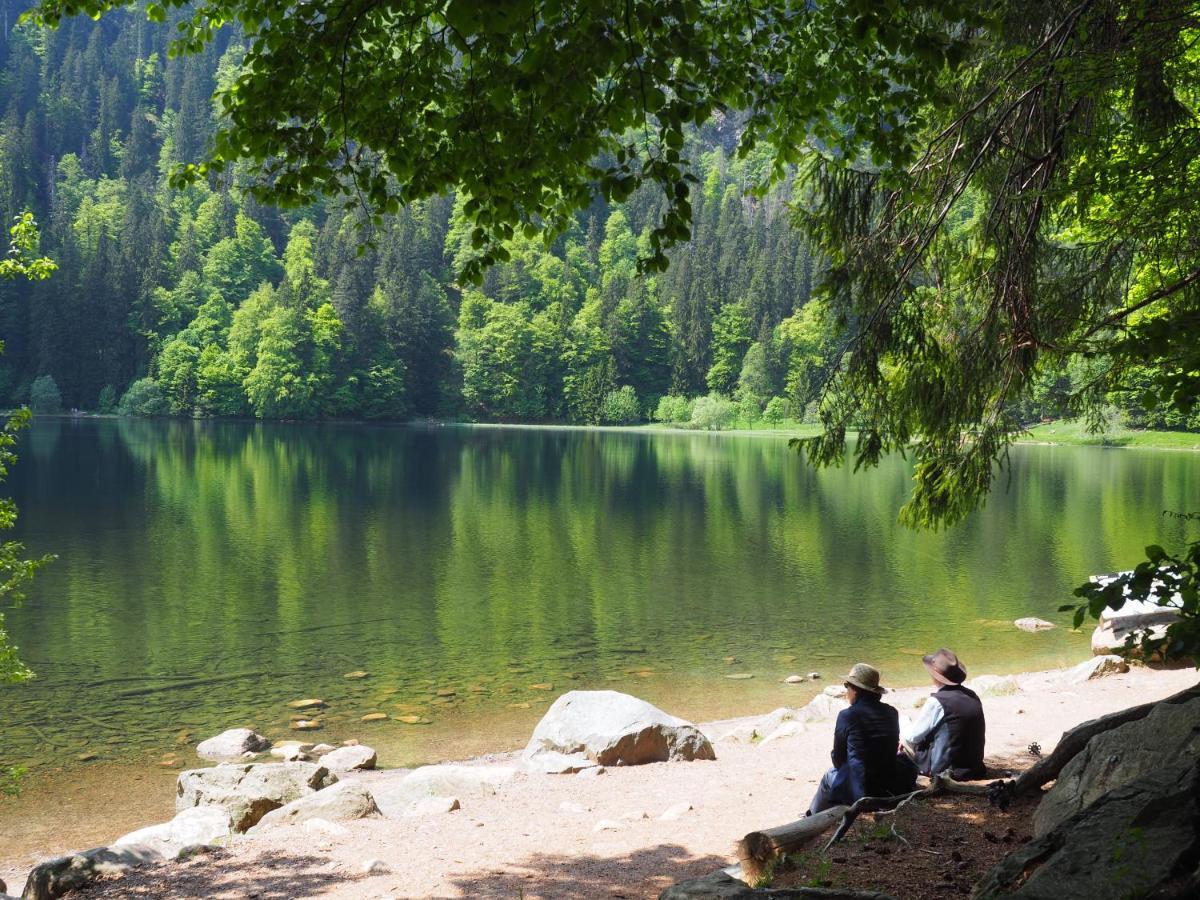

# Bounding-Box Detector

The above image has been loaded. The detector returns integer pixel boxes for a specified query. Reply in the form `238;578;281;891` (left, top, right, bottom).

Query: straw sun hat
843;663;885;694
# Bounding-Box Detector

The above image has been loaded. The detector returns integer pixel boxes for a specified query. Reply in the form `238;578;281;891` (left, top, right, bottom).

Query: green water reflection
3;419;1198;771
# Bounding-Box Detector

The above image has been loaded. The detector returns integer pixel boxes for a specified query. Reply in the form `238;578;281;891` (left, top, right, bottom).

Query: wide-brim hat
843;662;885;694
923;648;967;685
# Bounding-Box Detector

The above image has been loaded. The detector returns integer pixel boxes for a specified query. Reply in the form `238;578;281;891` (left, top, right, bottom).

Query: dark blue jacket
829;692;900;802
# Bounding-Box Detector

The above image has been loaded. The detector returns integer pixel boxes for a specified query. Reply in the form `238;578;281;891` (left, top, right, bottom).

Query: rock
250;780;379;830
369;764;516;819
343;670;369;679
1089;595;1179;656
660;802;693;821
302;817;349;837
807;672;821;680
784;674;805;684
758;721;807;745
269;741;315;762
400;796;461;817
725;673;754;680
22;845;163;900
320;744;377;772
823;684;848;699
799;692;848;721
593;819;624;832
309;743;336;756
1034;691;1200;836
361;859;390;875
976;758;1200;899
523;749;599;774
114;806;233;859
966;674;1022;697
360;713;388;722
577;765;606;778
1014;617;1055;632
1058;654;1129;685
176;762;337;832
522;690;716;769
286;698;325;710
76;752;98;762
290;719;323;731
194;728;271;762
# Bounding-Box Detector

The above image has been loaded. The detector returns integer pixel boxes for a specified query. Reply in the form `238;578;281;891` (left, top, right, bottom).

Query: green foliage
654;395;693;424
690;393;735;431
762;396;791;427
707;302;752;395
2;764;27;796
118;378;170;417
600;386;641;425
29;375;63;414
0;213;57;282
1063;534;1200;663
96;385;118;414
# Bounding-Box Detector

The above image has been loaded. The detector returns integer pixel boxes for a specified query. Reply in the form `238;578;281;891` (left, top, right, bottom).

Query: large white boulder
114;806;233;859
249;781;379;831
522;691;715;769
195;728;271;761
176;762;337;832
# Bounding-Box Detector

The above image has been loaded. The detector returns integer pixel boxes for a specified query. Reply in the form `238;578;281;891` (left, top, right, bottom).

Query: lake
2;418;1197;856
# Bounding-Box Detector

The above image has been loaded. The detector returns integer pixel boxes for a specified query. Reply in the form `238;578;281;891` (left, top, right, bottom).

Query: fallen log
735;774;991;882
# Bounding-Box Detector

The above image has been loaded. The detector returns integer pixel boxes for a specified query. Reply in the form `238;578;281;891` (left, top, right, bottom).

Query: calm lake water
2;418;1198;843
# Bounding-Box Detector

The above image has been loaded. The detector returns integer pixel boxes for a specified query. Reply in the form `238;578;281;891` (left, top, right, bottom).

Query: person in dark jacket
807;663;912;815
901;648;987;780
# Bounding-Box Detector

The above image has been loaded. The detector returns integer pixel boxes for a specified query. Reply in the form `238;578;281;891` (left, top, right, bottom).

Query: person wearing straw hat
807;662;911;815
901;648;987;780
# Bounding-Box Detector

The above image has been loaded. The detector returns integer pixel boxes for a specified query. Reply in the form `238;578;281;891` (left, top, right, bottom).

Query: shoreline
3;657;1194;898
26;412;1200;452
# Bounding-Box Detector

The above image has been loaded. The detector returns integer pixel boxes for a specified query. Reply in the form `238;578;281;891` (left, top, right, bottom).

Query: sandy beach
2;661;1194;899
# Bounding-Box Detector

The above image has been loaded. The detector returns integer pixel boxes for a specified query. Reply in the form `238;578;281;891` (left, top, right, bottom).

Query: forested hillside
0;5;1193;431
0;4;832;424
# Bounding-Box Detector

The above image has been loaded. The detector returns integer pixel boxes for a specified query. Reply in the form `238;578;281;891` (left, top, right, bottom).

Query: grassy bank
1019;421;1200;450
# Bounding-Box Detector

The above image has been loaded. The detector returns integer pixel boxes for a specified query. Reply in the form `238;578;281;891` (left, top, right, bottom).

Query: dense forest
0;5;1192;431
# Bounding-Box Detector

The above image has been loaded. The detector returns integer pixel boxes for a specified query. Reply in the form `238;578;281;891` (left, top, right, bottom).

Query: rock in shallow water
195;728;271;761
320;744;377;772
1014;617;1055;632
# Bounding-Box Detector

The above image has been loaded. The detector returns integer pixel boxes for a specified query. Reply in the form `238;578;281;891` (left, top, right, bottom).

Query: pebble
396;715;431;725
361;859;390;875
76;752;98;762
290;719;323;731
287;698;326;710
784;675;805;684
343;671;369;679
725;673;754;680
808;672;822;680
360;713;388;722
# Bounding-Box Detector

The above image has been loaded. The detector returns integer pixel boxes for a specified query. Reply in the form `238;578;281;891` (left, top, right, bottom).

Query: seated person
901;648;987;780
808;663;914;815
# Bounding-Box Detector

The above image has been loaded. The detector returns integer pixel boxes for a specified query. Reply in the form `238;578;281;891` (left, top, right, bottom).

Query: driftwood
735;775;987;882
1006;680;1200;799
